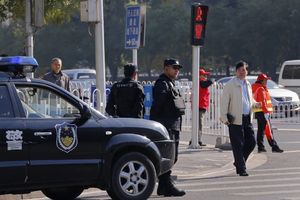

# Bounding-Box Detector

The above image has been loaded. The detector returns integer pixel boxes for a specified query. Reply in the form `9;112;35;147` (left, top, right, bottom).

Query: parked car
62;69;96;99
62;68;96;80
0;56;175;200
217;76;300;116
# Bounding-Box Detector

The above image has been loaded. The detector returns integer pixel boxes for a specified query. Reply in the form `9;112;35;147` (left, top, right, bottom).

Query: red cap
199;69;210;76
257;73;271;81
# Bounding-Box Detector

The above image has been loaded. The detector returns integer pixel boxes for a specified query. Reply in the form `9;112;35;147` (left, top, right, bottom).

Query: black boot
272;146;284;153
163;177;186;197
157;179;165;196
258;147;267;153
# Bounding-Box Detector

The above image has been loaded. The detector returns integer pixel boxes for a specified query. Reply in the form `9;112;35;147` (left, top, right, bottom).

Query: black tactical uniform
150;74;184;133
150;58;186;197
106;65;145;118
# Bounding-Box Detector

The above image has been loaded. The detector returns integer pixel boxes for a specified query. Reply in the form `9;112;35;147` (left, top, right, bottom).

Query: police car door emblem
55;122;78;153
6;130;23;151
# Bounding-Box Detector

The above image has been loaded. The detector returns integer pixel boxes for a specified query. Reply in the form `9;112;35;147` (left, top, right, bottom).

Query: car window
218;77;279;89
77;73;96;79
64;72;74;80
0;86;14;118
217;77;232;84
282;65;300;79
16;86;80;118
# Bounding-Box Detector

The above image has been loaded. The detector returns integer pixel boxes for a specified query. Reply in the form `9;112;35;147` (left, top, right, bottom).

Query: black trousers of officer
255;112;278;149
228;115;256;173
158;129;179;182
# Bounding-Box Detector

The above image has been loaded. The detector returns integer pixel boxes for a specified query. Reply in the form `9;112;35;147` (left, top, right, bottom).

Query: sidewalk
173;132;267;180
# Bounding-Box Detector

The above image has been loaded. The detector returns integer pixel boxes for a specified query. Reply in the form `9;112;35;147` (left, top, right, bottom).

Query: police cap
164;58;183;69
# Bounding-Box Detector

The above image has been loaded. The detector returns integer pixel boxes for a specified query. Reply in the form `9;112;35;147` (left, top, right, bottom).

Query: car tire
42;187;83;200
107;152;156;200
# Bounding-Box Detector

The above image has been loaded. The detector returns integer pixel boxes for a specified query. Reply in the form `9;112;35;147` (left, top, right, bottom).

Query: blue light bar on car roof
0;56;38;74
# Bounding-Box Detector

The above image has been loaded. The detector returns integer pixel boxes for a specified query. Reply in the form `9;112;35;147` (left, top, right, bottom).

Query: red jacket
252;82;273;113
199;78;213;110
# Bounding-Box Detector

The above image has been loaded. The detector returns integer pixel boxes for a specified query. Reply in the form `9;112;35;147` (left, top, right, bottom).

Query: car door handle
34;132;52;136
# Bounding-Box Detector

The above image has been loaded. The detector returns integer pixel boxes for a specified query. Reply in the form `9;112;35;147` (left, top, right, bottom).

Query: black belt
243;114;250;117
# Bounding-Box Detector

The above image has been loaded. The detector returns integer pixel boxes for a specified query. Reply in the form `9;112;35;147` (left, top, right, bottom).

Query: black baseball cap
164;58;183;68
124;63;137;77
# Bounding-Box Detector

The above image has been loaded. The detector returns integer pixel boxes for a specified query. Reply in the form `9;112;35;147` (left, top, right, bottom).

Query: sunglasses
172;66;181;70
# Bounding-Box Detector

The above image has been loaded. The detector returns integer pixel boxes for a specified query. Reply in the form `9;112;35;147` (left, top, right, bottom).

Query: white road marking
177;177;300;187
282;150;300;153
252;166;300;172
186;183;300;192
233;189;300;196
280;141;300;144
276;129;300;132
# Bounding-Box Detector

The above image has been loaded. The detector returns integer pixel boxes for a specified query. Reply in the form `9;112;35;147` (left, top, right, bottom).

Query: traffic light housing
191;4;208;46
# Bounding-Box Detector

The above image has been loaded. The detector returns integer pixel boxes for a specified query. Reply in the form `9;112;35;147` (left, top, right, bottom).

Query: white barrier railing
69;80;300;139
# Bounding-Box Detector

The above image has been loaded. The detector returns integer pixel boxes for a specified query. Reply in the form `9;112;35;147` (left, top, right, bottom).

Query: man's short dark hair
236;61;248;71
124;64;137;78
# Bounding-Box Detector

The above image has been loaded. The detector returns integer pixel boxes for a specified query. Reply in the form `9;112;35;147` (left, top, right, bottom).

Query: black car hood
97;118;169;140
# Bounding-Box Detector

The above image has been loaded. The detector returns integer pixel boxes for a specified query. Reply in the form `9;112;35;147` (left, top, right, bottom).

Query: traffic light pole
95;0;106;113
133;49;138;69
189;46;201;149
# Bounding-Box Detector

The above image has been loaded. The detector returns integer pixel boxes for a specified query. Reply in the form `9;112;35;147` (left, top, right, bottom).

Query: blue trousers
228;115;256;173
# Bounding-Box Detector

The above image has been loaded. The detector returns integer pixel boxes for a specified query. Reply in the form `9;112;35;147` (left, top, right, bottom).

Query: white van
278;60;300;96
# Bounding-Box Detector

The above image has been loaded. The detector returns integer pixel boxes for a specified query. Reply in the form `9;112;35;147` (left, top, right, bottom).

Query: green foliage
1;0;300;80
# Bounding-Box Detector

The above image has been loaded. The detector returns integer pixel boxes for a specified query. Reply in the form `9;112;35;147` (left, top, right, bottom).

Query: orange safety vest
252;83;273;113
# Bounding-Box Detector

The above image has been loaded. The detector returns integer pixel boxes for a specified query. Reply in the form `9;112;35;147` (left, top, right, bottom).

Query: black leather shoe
272;146;284;153
238;171;249;176
163;185;186;197
258;148;267;153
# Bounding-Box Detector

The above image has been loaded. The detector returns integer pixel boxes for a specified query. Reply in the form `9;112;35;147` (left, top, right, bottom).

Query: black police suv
0;56;175;200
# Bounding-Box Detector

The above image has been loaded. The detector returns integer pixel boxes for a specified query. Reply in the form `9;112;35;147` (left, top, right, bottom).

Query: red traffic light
191;4;208;46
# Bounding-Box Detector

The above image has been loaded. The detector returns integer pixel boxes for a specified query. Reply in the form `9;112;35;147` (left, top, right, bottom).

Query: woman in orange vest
252;73;283;153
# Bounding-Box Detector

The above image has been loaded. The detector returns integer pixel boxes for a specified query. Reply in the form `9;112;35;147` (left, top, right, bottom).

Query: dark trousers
159;129;179;182
255;112;278;149
228;115;256;173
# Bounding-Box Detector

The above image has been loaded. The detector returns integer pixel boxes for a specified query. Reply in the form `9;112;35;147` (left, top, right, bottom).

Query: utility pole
25;0;33;57
95;0;106;113
25;0;34;78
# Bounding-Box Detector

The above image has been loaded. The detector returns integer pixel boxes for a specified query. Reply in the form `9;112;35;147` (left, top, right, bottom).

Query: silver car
217;76;300;116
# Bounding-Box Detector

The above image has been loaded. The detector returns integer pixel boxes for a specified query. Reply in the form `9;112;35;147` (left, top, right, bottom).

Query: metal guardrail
70;80;300;138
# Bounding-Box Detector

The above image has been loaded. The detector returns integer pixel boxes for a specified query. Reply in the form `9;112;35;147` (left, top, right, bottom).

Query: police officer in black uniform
106;64;145;118
150;58;186;197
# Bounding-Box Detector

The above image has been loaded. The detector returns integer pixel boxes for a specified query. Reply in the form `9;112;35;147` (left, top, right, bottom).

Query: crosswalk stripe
283;150;300;153
252;166;300;172
186;183;300;192
249;171;300;177
177;177;300;187
233;189;300;196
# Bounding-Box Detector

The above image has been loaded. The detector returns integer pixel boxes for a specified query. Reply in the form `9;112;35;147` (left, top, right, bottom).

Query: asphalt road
2;127;300;200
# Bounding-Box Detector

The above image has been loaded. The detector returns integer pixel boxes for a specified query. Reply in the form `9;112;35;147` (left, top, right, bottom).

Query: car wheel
107;152;156;200
42;187;83;200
